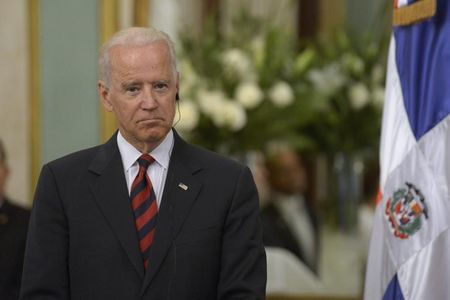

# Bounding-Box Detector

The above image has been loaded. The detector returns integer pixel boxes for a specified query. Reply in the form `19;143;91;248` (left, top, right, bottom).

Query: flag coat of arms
364;0;450;299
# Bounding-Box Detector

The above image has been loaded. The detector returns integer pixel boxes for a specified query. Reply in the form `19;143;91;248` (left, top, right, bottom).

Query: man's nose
140;87;158;109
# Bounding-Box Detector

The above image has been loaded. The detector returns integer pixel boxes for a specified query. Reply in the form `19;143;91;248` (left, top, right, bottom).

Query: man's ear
98;80;113;112
175;71;180;101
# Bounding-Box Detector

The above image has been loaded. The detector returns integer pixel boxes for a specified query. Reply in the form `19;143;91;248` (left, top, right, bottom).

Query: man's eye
126;86;140;93
154;83;168;91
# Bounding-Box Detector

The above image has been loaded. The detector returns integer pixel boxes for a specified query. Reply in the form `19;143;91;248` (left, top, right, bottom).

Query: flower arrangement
303;29;388;156
174;13;388;158
301;29;389;230
174;14;317;154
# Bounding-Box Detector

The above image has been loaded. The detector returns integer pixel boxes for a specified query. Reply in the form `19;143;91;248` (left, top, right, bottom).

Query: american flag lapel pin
178;183;188;191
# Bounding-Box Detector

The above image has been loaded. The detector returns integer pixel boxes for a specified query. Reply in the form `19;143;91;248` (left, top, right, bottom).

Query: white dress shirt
275;194;316;270
117;130;174;208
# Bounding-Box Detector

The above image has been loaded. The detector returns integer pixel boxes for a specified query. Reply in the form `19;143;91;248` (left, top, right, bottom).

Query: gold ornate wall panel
29;0;41;197
134;0;150;26
98;0;119;142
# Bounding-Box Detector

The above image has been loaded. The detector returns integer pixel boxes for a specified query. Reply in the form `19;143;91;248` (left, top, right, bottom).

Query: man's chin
138;128;170;143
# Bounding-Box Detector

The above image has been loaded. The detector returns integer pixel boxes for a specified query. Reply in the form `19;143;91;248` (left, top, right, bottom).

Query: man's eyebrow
152;79;171;84
121;81;142;88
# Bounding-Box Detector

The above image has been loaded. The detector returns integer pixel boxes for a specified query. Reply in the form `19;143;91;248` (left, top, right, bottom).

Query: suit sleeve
20;165;70;299
217;166;267;299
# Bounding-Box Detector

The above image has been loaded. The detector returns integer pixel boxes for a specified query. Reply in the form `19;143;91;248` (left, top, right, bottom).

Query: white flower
196;89;227;117
179;59;199;95
222;48;253;79
220;100;247;131
371;86;385;108
308;63;347;95
196;89;246;131
174;100;199;131
235;82;263;109
348;83;370;110
268;81;294;107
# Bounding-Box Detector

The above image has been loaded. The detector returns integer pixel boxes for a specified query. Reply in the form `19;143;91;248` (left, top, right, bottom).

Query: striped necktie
130;154;158;269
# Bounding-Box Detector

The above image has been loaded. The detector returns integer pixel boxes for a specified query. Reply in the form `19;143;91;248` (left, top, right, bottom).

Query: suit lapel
141;132;203;294
88;134;145;278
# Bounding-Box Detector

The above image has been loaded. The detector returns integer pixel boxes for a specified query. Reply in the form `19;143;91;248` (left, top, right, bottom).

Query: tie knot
137;154;155;170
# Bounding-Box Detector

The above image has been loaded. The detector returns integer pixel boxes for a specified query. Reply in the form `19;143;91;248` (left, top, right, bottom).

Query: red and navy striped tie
130;154;158;269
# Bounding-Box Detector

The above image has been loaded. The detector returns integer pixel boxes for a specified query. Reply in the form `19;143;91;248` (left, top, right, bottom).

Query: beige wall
0;0;30;207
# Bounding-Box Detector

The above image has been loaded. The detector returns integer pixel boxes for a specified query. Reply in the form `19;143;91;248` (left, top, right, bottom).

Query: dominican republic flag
364;0;450;299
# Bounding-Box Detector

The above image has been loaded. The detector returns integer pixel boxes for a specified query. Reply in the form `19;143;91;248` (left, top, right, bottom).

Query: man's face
268;151;307;195
99;41;178;153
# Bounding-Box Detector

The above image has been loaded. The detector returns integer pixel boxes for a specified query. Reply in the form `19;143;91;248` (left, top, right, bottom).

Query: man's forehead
109;40;169;56
110;43;170;68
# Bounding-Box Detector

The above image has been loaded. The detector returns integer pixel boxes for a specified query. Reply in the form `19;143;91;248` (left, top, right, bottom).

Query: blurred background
0;0;391;299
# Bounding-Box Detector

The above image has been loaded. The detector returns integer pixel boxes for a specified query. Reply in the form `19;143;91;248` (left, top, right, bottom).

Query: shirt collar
117;129;174;172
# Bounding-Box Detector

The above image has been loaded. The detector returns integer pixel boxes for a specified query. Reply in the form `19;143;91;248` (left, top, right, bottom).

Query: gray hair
98;27;178;87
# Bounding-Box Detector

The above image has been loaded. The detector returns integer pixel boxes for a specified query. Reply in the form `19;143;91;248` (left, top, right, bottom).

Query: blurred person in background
0;139;30;300
261;144;320;274
246;151;271;208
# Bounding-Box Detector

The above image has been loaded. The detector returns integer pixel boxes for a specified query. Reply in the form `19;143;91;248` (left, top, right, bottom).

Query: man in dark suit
20;27;266;299
0;139;30;300
261;146;319;274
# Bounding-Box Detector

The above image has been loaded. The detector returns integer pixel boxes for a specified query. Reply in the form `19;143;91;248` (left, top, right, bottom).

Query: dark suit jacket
261;199;319;274
0;199;30;300
20;131;266;299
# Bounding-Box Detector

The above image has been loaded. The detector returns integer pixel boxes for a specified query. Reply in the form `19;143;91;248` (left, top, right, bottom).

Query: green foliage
302;27;389;157
175;11;388;158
